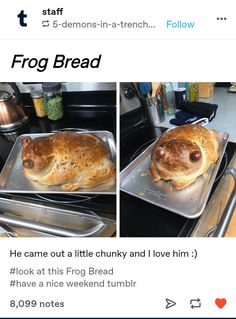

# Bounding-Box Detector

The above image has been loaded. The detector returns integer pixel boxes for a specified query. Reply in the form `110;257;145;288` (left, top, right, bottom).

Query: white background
1;0;236;318
0;0;236;81
1;238;236;318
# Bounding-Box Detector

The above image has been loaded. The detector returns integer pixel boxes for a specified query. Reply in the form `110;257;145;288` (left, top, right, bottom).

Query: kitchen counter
159;87;236;142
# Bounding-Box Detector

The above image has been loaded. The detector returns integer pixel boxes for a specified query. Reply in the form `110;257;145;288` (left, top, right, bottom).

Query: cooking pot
0;83;28;132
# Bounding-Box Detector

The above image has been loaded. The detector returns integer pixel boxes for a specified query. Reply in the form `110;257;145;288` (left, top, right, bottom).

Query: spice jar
42;82;64;121
189;82;199;102
30;90;46;118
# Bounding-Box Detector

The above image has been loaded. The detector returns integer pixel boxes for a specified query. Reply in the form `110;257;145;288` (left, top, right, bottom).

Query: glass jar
42;82;64;121
189;82;199;102
30;90;46;118
162;82;176;115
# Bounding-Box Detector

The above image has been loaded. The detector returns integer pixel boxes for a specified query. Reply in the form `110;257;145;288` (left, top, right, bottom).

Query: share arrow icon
166;298;176;309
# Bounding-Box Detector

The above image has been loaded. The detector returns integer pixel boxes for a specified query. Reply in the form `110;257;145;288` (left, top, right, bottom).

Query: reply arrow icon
166;298;176;309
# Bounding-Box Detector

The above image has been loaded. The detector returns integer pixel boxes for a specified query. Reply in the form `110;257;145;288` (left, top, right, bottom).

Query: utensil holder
144;95;165;127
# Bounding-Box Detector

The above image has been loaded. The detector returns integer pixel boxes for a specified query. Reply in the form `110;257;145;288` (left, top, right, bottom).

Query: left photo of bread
0;82;116;237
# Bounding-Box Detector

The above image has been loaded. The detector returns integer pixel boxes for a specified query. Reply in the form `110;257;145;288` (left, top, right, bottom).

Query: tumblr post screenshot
1;0;236;318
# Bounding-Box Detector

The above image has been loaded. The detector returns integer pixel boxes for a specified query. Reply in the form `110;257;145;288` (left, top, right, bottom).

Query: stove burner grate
214;152;228;183
129;138;157;163
35;193;99;204
51;128;88;133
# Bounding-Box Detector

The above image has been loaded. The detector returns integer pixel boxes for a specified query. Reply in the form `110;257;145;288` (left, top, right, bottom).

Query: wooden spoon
151;82;161;97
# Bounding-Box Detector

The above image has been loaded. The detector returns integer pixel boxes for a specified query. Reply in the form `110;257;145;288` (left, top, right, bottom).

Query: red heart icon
215;298;227;309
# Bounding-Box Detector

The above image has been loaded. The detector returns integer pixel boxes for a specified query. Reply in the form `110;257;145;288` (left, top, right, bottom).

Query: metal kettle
0;83;28;132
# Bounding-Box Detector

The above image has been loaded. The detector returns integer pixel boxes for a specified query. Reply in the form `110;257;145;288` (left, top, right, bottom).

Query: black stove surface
120;109;235;237
0;96;116;219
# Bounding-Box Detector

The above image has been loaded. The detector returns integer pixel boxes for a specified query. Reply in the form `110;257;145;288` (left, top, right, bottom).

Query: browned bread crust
21;132;115;191
149;125;219;190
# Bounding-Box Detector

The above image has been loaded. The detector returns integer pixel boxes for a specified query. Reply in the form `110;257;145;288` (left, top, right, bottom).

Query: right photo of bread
149;124;219;190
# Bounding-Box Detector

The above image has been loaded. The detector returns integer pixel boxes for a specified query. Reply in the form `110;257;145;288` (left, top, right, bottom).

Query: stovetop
120;108;235;237
0;93;116;219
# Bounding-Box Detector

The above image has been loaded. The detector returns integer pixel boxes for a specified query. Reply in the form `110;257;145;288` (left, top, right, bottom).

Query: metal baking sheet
120;131;229;218
0;131;116;194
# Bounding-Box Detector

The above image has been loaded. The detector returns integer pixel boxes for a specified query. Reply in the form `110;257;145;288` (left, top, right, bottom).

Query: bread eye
190;151;202;162
23;159;34;169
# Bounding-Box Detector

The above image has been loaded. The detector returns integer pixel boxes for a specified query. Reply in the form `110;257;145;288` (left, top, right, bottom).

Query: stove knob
123;87;135;99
